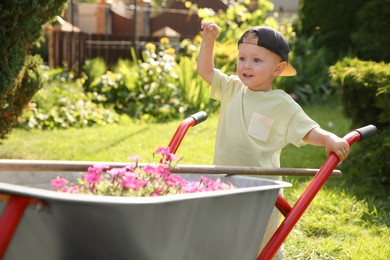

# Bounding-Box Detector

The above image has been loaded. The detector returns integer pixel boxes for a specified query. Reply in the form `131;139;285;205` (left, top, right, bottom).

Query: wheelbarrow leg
258;154;340;259
258;125;377;259
0;195;31;258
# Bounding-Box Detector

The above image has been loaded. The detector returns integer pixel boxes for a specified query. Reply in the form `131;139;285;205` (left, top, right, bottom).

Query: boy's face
237;37;286;92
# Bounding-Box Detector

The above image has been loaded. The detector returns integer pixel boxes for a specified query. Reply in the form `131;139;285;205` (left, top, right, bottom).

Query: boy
197;22;350;259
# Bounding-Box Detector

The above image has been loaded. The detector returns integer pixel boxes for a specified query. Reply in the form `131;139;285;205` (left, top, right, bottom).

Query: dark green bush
0;55;47;139
341;127;390;184
329;57;390;128
298;0;390;63
330;57;390;182
0;0;68;139
298;0;364;61
351;0;390;62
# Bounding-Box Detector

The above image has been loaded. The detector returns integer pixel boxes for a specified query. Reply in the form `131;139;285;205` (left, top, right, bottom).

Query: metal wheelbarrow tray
0;112;378;259
0;172;290;260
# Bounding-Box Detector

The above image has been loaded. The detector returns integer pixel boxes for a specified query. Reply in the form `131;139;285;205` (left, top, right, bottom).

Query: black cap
238;26;296;76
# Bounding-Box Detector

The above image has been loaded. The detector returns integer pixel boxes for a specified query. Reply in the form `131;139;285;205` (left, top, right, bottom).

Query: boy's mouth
243;73;253;77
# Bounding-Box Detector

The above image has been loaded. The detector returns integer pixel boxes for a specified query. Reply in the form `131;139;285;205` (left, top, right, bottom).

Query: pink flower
200;176;218;191
124;171;138;179
155;147;171;155
166;153;180;162
107;167;126;179
83;167;101;184
51;177;68;188
143;164;157;175
155;146;180;162
199;177;233;191
151;187;165;196
121;176;147;190
63;184;82;194
164;174;184;187
155;165;170;176
182;181;200;193
92;164;109;173
51;148;235;196
125;163;136;172
129;155;141;164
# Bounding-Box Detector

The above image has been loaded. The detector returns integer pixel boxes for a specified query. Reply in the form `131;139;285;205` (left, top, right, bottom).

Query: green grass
0;115;217;164
1;101;389;259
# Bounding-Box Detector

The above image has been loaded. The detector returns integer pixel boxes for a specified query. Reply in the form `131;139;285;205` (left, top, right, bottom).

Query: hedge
330;57;390;182
0;0;68;139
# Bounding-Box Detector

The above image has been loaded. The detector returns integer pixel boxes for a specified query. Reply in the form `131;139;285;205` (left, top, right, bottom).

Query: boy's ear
274;61;288;76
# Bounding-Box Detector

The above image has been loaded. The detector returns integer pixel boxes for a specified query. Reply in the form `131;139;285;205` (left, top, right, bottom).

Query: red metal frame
0;195;43;257
257;130;363;259
166;117;196;154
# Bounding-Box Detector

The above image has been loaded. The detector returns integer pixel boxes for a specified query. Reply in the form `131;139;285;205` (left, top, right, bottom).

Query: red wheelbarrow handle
258;125;378;260
167;111;208;154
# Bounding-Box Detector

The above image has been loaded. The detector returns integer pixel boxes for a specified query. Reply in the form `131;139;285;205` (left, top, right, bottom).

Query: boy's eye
239;57;245;62
253;58;261;63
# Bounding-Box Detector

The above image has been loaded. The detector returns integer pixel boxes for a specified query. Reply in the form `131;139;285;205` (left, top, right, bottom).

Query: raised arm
197;22;220;85
303;127;350;161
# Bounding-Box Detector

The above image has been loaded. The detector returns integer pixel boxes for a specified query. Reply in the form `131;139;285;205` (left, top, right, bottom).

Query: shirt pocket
247;112;275;142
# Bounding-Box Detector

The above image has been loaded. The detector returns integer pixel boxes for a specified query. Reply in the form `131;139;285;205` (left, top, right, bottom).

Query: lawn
0;101;389;259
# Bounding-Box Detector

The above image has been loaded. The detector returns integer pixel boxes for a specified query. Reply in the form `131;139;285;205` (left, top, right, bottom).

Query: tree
298;0;390;63
0;0;68;140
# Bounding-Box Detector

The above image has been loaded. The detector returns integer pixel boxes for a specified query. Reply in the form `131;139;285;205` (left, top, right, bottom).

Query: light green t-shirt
211;69;319;169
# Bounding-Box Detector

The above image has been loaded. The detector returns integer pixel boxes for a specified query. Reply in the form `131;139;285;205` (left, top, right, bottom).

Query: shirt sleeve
210;69;226;101
211;69;240;102
286;108;320;147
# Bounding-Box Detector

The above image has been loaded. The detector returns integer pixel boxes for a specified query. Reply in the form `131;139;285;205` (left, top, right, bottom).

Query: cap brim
280;63;297;76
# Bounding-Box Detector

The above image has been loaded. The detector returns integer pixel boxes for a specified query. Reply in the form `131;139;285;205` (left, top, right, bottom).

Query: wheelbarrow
0;112;377;260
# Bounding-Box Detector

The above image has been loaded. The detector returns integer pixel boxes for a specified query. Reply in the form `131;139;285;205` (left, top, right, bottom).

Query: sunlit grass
0;115;216;164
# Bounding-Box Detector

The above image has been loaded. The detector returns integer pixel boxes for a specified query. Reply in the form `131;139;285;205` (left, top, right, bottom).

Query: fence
49;31;183;72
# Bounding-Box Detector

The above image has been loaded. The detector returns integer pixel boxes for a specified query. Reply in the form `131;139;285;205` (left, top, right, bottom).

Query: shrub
85;38;217;122
0;0;68;139
87;69;137;116
298;0;363;61
329;57;390;182
329;57;390;127
341;127;390;184
86;40;184;121
1;55;47;137
83;57;107;91
298;0;390;63
131;40;184;121
18;67;118;130
351;0;390;62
